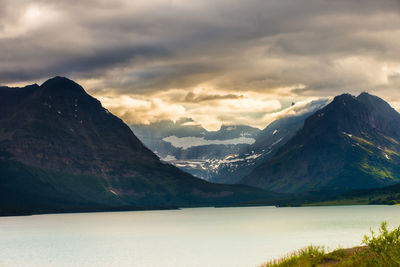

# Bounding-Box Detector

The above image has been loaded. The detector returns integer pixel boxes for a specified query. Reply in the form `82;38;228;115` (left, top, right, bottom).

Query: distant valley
131;99;329;183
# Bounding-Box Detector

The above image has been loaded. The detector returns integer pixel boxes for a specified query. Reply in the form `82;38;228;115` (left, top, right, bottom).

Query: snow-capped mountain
131;99;329;182
131;121;260;180
208;99;330;183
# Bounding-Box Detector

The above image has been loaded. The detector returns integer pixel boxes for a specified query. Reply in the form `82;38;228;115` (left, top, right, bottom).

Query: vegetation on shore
261;221;400;266
303;183;400;206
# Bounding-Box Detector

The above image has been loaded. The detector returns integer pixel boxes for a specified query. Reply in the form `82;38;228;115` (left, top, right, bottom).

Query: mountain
131;121;260;180
241;92;400;195
130;119;206;159
131;101;328;183
208;100;329;184
0;78;160;176
0;77;277;215
251;101;329;152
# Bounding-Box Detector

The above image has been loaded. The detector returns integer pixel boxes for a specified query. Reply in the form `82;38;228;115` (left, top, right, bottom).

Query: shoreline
2;201;398;217
261;246;369;267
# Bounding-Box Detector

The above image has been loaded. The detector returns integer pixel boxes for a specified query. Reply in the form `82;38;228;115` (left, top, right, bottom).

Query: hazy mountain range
131;99;329;183
131;122;260;180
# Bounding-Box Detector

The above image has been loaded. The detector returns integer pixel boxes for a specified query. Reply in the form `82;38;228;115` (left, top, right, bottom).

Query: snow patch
109;189;119;196
225;154;239;160
162;136;256;150
343;132;353;137
163;155;177;161
271;137;283;146
245;154;262;160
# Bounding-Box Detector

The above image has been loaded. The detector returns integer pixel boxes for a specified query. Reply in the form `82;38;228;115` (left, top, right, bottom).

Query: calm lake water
1;205;400;267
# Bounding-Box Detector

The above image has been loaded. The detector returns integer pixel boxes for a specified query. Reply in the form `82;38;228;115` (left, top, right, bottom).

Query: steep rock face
0;77;158;177
209;111;317;184
241;93;400;194
208;100;329;184
0;77;276;215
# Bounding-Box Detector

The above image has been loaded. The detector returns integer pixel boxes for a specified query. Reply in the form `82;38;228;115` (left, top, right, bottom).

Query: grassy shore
261;222;400;267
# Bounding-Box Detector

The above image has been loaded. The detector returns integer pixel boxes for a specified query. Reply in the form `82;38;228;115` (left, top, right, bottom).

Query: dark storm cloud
1;0;400;97
0;41;169;82
181;92;243;103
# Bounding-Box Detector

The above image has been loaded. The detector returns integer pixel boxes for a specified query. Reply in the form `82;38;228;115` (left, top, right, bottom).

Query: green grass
384;148;399;156
360;162;395;181
261;221;400;267
350;135;374;147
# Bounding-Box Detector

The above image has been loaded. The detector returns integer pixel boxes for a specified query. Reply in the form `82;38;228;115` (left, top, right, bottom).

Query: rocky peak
40;76;86;95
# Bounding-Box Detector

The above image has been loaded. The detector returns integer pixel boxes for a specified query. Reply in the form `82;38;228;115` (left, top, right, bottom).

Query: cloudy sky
2;0;400;130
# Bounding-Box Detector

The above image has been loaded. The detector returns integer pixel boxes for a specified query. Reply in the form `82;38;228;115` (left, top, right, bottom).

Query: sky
1;0;400;130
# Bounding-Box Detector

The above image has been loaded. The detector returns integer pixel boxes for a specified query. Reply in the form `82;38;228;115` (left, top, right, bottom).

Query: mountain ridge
0;76;278;215
209;99;329;184
241;92;400;194
131;100;328;182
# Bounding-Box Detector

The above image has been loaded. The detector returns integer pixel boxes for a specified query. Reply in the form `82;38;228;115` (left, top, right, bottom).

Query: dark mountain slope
0;77;158;177
208;100;329;184
241;93;400;194
0;77;277;215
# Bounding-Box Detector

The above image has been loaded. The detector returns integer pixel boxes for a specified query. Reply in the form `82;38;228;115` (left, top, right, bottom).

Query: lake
1;205;400;267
